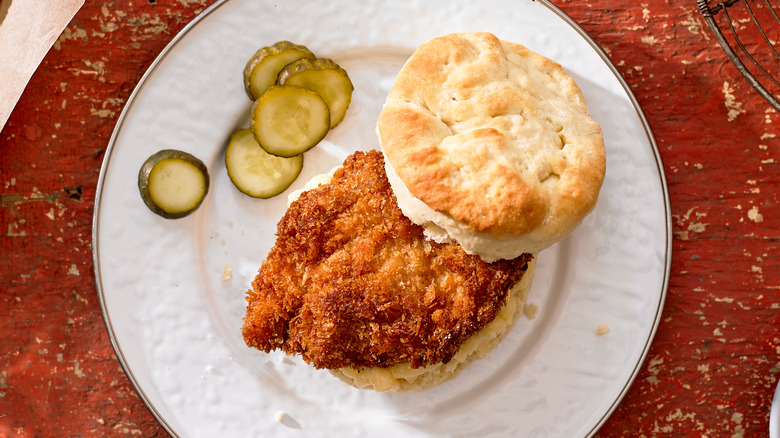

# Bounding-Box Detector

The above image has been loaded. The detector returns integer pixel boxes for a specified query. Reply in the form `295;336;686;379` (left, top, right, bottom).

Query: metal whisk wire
697;0;780;111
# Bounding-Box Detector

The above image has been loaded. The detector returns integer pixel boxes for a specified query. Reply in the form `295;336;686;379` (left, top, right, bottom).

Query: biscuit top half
378;32;605;254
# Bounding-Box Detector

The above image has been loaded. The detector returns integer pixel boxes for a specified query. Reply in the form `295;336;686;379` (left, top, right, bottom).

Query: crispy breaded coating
242;150;533;370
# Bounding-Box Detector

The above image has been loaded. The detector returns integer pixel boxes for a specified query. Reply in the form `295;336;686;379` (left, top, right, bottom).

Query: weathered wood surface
1;0;777;436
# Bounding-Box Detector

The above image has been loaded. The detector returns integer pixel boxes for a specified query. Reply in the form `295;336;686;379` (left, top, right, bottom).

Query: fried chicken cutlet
242;150;533;370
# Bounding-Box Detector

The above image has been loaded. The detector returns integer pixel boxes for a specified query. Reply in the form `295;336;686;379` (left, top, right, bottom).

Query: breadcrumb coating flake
242;150;532;370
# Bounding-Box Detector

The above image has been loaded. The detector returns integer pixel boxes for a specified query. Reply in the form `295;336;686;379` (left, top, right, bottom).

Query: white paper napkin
0;0;85;131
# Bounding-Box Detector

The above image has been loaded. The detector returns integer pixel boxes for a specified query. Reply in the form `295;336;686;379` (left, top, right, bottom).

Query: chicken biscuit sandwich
242;32;605;392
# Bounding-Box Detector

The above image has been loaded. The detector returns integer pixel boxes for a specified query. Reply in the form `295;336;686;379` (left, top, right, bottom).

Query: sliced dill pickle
278;58;354;129
225;128;303;198
138;149;209;219
243;41;315;100
250;85;330;158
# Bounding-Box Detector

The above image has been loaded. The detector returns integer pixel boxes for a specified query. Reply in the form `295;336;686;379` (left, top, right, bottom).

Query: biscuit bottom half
330;258;535;393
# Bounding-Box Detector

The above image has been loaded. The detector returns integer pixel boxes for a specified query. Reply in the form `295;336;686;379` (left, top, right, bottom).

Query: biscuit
378;32;605;259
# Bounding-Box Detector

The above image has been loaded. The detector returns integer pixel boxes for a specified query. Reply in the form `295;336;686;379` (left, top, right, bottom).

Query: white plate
771;380;780;438
93;1;671;437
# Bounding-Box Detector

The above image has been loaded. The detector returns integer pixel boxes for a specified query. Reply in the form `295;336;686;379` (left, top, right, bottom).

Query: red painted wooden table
1;0;778;436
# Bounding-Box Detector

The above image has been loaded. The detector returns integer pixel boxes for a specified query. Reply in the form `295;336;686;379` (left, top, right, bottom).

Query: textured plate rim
92;1;228;435
91;1;672;437
538;3;671;434
771;379;780;438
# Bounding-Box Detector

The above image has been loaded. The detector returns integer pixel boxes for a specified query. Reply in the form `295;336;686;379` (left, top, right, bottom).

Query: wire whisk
697;0;780;111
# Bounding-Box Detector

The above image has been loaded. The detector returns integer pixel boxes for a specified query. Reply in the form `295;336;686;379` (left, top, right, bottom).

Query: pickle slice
278;58;354;129
225;128;303;198
138;149;209;219
243;41;315;100
250;85;330;157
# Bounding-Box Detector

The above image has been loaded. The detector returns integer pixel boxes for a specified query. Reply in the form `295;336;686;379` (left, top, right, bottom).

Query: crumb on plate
523;303;538;320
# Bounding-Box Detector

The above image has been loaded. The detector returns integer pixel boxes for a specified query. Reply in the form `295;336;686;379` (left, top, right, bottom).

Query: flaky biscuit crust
378;32;605;242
